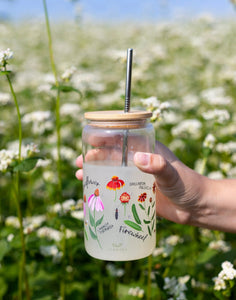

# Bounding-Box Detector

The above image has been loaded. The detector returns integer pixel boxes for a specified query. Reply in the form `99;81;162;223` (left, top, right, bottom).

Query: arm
133;141;236;233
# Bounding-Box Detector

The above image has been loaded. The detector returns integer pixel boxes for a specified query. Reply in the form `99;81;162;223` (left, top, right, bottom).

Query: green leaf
148;225;152;236
96;215;104;227
143;219;151;224
51;84;82;96
0;240;10;261
139;204;145;210
13;157;42;172
124;220;142;231
89;226;97;240
89;210;95;227
148;206;150;216
84;229;88;241
0;70;11;76
132;204;141;224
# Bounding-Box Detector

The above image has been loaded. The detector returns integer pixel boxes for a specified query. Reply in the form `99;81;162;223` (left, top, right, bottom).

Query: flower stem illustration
107;176;125;202
88;189;104;248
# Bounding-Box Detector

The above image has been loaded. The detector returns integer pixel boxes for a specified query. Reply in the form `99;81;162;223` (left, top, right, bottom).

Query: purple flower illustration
88;189;104;212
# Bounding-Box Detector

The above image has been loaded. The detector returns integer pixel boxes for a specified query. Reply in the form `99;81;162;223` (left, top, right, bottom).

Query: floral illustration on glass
88;189;104;248
106;176;125;202
119;192;130;216
124;190;156;236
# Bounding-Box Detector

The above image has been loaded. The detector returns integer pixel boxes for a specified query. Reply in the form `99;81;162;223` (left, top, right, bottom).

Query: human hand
75;141;207;226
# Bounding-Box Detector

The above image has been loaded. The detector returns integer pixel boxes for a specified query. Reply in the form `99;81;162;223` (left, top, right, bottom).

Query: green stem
94;209;102;249
147;254;152;300
60;228;66;300
6;72;22;159
6;68;30;299
13;173;30;300
199;156;208;175
43;0;62;199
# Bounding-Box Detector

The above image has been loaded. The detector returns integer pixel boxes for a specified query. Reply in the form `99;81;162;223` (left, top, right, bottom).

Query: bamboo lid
84;110;152;121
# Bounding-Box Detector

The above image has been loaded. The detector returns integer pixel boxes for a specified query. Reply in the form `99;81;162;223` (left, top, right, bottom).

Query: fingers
75;169;83;180
76;155;83;168
133;152;179;188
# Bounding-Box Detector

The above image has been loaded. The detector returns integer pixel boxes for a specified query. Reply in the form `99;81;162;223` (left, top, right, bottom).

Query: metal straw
122;48;133;166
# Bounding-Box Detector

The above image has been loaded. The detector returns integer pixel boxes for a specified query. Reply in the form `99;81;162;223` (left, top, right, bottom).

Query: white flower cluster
171;119;202;138
39;245;63;264
201;87;232;106
5;215;46;234
213;261;236;291
0;92;12;106
152;235;183;258
164;275;190;300
0;149;18;172
0;48;13;66
51;146;77;162
208;240;231;253
203;134;216;150
202;109;230;124
128;286;145;298
22;110;53;135
140;96;171;121
216;141;236;154
49;198;82;214
61;66;76;81
36;226;76;242
60;103;81;119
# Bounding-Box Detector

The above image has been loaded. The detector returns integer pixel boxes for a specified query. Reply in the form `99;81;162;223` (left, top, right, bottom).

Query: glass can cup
82;110;156;261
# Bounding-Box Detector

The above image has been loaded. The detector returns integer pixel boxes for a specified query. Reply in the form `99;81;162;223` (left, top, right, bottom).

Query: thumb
134;152;179;188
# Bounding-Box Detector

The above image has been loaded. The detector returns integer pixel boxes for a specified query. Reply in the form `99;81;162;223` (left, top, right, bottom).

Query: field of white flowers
1;5;236;299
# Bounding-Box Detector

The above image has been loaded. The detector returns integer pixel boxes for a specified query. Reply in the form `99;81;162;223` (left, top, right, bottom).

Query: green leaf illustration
89;210;95;227
148;225;152;236
143;219;151;224
139;204;145;210
152;220;155;231
151;211;155;221
147;206;150;216
84;229;88;241
132;204;141;224
89;226;97;240
96;215;104;227
124;220;142;231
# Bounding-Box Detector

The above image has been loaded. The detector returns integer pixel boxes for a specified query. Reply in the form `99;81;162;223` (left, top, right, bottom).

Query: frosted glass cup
82;110;156;261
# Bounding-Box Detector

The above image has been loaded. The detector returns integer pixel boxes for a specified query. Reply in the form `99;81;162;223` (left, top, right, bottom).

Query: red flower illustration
120;192;130;204
119;192;130;216
138;193;147;203
106;176;125;190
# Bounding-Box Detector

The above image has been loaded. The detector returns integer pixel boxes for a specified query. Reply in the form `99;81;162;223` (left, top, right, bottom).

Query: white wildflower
140;96;160;110
40;245;59;257
171;119;202;138
66;265;73;273
60;103;80;118
202;109;230;124
43;171;57;183
0;48;13;66
51;146;76;161
213;277;226;291
0;93;12;105
219;162;232;174
208;171;224;180
65;229;76;239
50;199;76;214
6;141;39;159
203;134;216;149
164;276;189;300
128;286;145;298
219;261;236;281
22;111;53;135
216;141;236;154
0;149;18;172
201;87;232;106
61;66;76;81
5;216;20;228
165;235;183;246
152;247;165;257
208;240;231;252
37;226;62;242
71;210;84;220
228;167;236;178
36;158;51;168
182;94;199;110
23;215;46;234
7;234;14;242
106;263;125;278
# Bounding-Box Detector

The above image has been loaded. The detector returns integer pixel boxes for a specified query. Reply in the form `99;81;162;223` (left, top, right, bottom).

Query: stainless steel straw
122;48;133;166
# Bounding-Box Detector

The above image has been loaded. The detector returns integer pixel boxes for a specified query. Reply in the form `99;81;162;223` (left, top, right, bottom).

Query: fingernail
134;152;150;167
